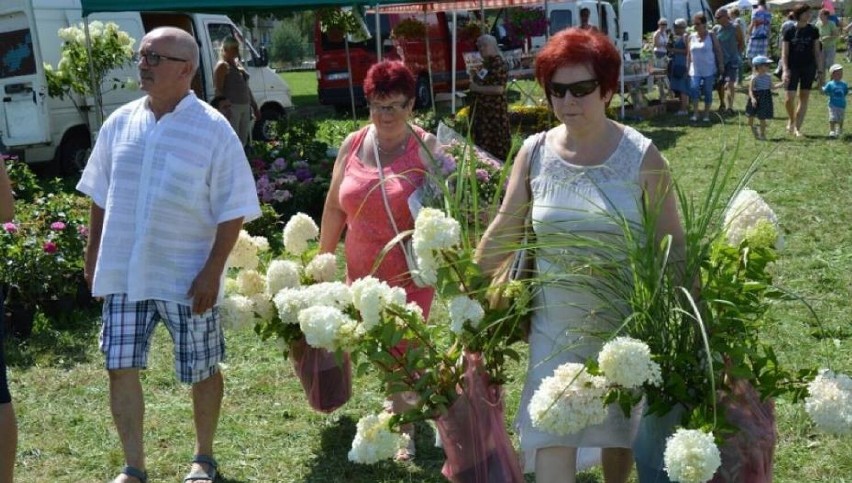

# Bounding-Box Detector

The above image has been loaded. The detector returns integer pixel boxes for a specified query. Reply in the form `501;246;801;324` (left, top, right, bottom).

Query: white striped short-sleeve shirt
77;92;261;305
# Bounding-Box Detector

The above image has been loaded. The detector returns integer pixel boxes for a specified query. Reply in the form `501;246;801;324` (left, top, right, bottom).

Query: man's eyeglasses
133;51;188;67
548;79;599;99
368;100;410;114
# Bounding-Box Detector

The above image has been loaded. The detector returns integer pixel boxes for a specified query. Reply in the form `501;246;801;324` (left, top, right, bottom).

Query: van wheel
415;76;431;109
253;105;287;142
58;131;92;177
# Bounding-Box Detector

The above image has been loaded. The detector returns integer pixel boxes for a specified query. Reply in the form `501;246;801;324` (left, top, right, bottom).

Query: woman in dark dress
469;34;512;161
781;3;823;137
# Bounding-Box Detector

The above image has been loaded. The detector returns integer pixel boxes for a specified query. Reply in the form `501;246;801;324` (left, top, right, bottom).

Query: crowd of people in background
658;0;849;139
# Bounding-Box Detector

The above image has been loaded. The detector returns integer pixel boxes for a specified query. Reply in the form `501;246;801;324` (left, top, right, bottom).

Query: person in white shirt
77;27;260;483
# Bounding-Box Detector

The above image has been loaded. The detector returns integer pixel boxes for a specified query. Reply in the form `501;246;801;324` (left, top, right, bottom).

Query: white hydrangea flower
598;337;662;389
664;429;721;483
224;277;239;295
724;188;783;250
412;208;461;260
350;277;406;331
448;296;485;334
249;293;275;321
348;412;411;464
273;287;310;325
804;369;852;435
266;260;302;295
219;295;255;331
415;250;439;286
528;363;609;436
236;269;266;297
228;230;259;270
305;281;353;310
298;305;356;351
252;235;270;253
283;212;319;256
305;253;338;282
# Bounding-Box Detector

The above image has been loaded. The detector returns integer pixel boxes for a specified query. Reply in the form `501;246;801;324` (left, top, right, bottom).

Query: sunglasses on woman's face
548;79;599;99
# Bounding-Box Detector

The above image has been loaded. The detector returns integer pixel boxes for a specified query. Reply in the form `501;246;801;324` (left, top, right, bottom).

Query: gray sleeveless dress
516;125;650;472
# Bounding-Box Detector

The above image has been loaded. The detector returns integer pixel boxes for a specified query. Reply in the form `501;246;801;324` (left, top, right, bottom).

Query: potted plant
43;21;136;130
391;18;427;41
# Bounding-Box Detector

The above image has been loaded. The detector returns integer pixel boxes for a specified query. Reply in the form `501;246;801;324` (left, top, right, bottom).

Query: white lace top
515;124;650;470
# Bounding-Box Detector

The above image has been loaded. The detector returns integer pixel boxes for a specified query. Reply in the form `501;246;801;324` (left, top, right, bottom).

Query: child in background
822;64;848;138
745;55;775;140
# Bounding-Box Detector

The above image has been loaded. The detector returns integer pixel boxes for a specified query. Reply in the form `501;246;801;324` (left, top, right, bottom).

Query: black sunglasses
548;79;600;99
133;51;188;67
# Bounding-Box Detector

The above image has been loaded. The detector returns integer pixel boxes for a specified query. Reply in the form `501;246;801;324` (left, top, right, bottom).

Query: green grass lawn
6;60;852;482
282;70;319;108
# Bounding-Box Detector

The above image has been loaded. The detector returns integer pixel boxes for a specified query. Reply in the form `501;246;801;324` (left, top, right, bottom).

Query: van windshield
549;11;574;36
0;29;37;79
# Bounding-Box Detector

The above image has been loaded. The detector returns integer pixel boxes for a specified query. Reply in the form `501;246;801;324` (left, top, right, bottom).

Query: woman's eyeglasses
548;79;599;99
368;100;410;114
133;51;188;67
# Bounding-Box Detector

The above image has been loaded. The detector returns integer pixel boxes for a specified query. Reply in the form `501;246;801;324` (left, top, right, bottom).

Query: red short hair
364;60;416;100
535;28;621;101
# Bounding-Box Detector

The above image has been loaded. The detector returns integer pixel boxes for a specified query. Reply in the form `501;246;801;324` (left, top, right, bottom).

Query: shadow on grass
4;306;101;369
302;415;448;482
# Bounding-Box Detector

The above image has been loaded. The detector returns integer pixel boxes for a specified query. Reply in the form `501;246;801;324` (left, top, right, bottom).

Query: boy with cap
745;55;776;140
822;64;848;138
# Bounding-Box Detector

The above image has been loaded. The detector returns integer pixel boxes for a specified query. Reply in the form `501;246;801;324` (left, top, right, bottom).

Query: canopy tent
81;0;415;16
378;0;541;13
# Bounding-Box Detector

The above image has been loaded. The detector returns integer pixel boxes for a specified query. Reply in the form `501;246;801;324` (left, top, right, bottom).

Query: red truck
315;11;475;110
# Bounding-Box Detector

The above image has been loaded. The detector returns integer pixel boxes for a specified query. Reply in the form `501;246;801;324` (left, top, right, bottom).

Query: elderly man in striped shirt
77;27;260;483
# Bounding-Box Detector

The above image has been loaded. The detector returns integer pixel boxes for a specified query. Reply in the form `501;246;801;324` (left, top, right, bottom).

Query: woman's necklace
375;134;408;156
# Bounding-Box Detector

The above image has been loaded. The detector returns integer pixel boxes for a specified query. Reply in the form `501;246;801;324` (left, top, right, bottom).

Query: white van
529;0;622;51
0;0;293;174
529;0;712;53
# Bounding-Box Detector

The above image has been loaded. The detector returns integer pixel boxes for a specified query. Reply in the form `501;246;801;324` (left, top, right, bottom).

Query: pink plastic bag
435;352;524;483
710;378;776;483
289;337;352;413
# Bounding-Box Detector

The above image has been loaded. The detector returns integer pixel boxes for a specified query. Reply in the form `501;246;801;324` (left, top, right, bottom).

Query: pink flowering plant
0;175;89;306
247;119;334;223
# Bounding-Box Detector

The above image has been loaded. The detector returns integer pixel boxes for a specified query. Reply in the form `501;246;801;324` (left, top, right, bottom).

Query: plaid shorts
100;294;225;383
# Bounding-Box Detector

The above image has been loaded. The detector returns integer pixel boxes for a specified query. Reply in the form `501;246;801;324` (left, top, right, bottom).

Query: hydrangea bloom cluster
448;295;485;334
228;230;269;270
305;253;338;283
411;208;461;285
298;305;362;351
350;276;407;331
236;269;266;297
347;412;411;464
219;295;255;331
528;362;608;436
804;369;852;435
598;337;662;389
283;212;320;256
266;259;302;295
663;429;721;483
723;188;783;250
274;281;354;325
